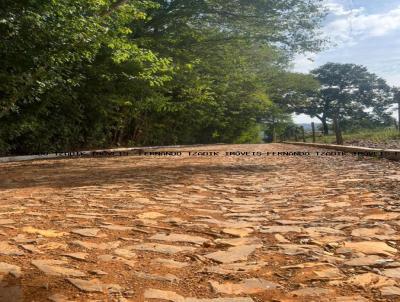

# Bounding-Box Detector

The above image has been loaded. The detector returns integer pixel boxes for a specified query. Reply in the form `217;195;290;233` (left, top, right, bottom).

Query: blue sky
292;0;400;123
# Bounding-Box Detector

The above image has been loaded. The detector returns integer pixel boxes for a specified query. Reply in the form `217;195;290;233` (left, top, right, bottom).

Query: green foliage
275;63;393;135
234;124;263;144
309;128;400;144
0;0;326;155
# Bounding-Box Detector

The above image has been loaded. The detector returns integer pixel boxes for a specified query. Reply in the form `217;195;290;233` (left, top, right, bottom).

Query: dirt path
0;144;400;302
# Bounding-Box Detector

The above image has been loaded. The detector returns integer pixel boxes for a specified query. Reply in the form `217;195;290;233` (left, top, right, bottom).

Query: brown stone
344;255;389;267
363;213;400;220
153;258;188;269
48;294;76;302
381;286;400;296
0;219;15;225
335;296;369;302
0;242;24;256
22;226;67;237
149;233;209;245
205;244;261;263
346;273;396;289
144;288;254;301
31;260;85;277
62;253;88;261
0;262;22;278
342;241;397;256
67;278;121;293
130;243;195;255
382;268;400;279
138;212;165;219
72;240;121;250
222;228;253;237
291;287;333;297
214;237;262;247
210;278;279;294
260;225;303;233
134;271;179;282
71;228;100;237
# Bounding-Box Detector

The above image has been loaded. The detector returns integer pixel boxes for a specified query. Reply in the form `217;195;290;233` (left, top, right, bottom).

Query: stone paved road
0;144;400;302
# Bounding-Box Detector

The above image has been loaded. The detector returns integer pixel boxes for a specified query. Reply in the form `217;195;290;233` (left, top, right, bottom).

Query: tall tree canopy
0;0;325;154
282;63;392;135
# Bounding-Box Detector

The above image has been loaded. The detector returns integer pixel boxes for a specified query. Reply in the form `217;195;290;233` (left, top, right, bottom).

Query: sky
292;0;400;123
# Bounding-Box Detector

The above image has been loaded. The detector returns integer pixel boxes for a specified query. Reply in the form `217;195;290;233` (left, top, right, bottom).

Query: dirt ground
0;143;400;302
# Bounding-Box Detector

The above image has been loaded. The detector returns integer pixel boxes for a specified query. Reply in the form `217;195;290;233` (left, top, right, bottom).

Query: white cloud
292;53;317;73
385;74;400;86
325;1;364;16
292;1;400;81
325;3;400;44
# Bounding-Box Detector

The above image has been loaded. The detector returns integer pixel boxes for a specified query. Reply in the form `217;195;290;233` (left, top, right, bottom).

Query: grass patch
304;128;400;144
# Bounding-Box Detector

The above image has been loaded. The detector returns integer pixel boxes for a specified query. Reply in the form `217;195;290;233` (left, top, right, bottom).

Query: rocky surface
0;143;400;301
345;139;400;150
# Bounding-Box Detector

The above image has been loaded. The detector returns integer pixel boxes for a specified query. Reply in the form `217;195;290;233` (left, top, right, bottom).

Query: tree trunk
398;100;400;132
316;115;329;135
333;116;343;145
311;122;316;143
271;118;276;142
321;117;329;135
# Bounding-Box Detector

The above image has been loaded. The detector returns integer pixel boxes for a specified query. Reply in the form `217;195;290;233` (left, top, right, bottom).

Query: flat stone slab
97;254;136;267
351;226;396;237
149;233;209;245
210;278;280;294
144;288;254;301
130;243;196;254
113;248;137;259
344;255;389;267
0;262;22;278
0;242;24;256
346;273;396;289
138;212;166;219
382;268;400;279
100;224;133;231
153;258;189;269
22;226;67;237
214;237;262;247
62;253;88;261
290;287;334;297
334;296;369;302
67;278;121;293
72;240;120;250
363;213;400;220
205;244;261;263
71;228;101;237
48;293;75;302
0;219;15;225
204;261;266;274
277;244;323;255
32;260;85;277
134;271;179;282
381;286;400;296
222;228;253;237
342;241;397;256
260;225;303;233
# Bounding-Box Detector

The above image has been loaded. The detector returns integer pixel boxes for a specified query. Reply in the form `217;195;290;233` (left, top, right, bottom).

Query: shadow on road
0;157;280;190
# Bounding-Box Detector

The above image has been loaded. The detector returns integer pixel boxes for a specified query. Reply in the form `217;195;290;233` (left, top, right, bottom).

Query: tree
0;0;169;153
0;0;326;154
393;88;400;132
296;63;392;139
